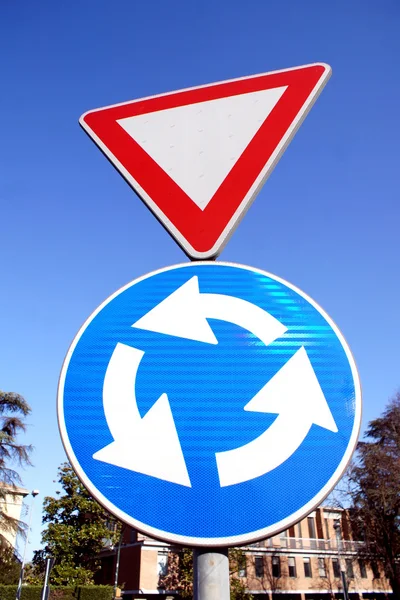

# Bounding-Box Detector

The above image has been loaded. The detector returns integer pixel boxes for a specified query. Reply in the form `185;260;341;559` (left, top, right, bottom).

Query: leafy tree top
33;463;120;586
0;390;32;544
348;393;400;595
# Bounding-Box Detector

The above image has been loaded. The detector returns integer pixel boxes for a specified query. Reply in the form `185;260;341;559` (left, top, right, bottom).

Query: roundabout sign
58;262;361;546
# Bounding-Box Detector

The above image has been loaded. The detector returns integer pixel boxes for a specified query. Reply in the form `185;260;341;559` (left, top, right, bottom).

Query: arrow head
94;392;191;487
244;346;338;433
132;276;218;344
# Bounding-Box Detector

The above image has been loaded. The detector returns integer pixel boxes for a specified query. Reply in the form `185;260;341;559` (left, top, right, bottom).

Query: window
238;554;247;578
303;557;312;578
357;524;367;541
157;553;168;577
308;517;316;538
288;526;296;549
129;529;137;543
324;518;330;540
318;557;327;578
332;558;341;578
105;519;118;533
308;517;317;548
272;556;281;578
296;522;302;539
359;559;367;578
288;557;297;578
280;529;288;548
371;562;380;579
238;566;246;577
346;559;354;579
255;556;264;578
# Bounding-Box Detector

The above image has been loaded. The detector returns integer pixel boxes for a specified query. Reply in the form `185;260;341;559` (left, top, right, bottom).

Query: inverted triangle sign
80;63;331;259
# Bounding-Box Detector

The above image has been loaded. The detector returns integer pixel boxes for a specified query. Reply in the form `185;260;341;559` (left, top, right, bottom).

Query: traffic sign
58;262;361;546
80;64;331;259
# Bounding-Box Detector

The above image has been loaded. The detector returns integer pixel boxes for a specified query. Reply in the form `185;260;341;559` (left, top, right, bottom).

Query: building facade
0;485;29;550
97;507;393;599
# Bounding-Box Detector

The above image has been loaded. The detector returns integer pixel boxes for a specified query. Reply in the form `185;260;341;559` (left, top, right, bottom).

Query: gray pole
40;556;55;600
190;259;231;600
16;490;39;600
193;548;230;600
113;526;124;599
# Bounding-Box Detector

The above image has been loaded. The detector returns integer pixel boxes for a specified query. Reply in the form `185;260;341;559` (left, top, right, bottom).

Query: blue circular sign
58;262;361;546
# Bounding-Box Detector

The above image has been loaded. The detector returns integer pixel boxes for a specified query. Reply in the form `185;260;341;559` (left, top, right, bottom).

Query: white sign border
58;261;361;547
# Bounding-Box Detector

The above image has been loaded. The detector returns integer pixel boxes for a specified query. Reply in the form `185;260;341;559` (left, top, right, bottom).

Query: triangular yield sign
80;63;331;259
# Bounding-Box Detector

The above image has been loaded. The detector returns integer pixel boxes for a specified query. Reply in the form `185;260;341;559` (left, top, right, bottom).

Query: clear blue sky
1;0;399;558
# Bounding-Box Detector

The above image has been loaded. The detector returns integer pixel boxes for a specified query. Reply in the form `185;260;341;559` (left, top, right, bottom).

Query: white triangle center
117;86;287;210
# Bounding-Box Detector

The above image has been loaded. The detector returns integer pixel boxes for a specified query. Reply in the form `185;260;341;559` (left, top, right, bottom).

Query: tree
23;561;43;585
33;462;120;586
0;541;21;584
347;393;400;596
158;547;193;598
229;548;253;600
158;547;253;600
0;390;32;544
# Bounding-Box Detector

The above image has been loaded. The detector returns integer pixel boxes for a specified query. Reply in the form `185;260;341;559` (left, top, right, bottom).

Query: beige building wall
138;536;171;594
241;507;392;598
107;506;393;598
0;486;29;550
139;546;159;591
125;507;393;598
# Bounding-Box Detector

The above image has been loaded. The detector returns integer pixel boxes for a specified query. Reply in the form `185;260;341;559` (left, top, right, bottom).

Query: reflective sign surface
58;262;361;546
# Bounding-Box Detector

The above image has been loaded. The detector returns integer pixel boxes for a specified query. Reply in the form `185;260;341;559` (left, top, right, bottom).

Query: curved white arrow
95;277;337;488
215;346;338;486
93;342;191;487
132;276;287;347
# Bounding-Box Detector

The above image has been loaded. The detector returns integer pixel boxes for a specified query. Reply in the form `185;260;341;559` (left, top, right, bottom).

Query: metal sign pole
113;526;124;599
191;254;231;599
16;490;39;600
193;547;230;600
190;254;231;600
40;556;55;600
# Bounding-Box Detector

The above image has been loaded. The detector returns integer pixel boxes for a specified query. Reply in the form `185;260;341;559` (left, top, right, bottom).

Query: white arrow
215;346;338;487
127;277;336;487
93;342;191;487
132;276;287;346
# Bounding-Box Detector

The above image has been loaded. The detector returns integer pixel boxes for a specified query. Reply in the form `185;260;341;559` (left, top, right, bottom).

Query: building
97;507;393;599
240;506;393;600
0;485;29;551
96;527;170;596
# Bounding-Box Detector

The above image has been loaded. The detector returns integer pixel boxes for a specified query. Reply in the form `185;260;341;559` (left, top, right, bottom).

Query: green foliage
0;390;32;543
33;463;120;586
21;588;48;600
229;549;253;600
0;587;44;600
75;586;113;600
0;542;20;584
0;587;33;600
347;393;400;595
158;547;253;599
229;548;246;575
158;547;193;598
229;576;249;600
24;562;44;586
0;586;113;600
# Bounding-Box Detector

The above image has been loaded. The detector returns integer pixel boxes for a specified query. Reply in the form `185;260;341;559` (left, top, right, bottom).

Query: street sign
80;63;331;259
58;262;361;547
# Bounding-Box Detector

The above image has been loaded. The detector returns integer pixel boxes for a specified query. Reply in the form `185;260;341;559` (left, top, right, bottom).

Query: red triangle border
80;63;331;259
